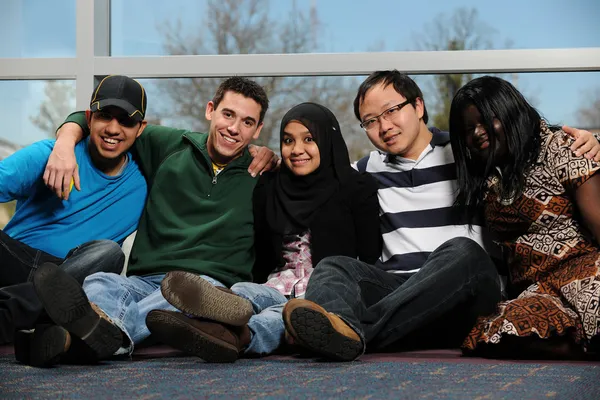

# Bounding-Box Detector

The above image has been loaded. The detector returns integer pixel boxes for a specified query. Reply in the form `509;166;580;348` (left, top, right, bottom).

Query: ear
252;122;264;140
205;101;215;121
136;121;148;138
85;110;92;127
414;97;425;120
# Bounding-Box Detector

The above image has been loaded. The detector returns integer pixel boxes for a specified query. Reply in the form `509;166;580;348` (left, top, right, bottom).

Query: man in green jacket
28;77;271;366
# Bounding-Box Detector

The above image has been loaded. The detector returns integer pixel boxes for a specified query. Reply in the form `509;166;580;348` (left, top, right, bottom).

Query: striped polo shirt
354;129;486;274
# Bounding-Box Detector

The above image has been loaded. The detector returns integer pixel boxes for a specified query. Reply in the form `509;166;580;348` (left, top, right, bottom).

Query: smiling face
205;91;264;165
358;83;429;159
87;106;146;162
461;104;507;165
281;121;321;176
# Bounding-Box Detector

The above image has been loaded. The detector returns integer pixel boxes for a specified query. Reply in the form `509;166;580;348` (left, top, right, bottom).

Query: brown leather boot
283;299;363;361
161;271;253;326
146;310;251;363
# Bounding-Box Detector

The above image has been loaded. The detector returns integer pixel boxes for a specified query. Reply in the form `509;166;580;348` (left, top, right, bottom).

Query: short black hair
353;70;428;124
212;77;269;124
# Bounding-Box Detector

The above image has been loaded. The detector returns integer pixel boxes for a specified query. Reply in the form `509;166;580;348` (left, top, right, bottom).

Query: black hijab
265;102;353;235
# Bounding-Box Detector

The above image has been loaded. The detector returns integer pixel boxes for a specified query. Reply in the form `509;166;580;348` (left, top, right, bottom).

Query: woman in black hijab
234;102;381;356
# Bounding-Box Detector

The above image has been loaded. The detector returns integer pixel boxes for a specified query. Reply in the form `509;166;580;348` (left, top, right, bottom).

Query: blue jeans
231;282;288;356
305;237;502;355
83;272;225;354
0;239;125;344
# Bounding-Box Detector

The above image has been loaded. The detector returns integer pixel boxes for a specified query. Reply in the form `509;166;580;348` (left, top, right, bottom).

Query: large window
0;0;598;225
0;0;76;58
0;80;75;149
111;0;600;56
135;71;600;160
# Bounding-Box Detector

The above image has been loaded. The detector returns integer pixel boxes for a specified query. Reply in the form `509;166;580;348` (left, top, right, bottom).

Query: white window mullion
75;0;97;109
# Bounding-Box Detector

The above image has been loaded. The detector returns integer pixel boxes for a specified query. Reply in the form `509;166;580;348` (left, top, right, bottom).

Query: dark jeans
305;237;502;354
0;232;125;343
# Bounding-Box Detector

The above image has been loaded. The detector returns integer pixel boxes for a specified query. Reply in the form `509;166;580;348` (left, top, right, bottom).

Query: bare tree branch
156;0;372;157
30;81;76;137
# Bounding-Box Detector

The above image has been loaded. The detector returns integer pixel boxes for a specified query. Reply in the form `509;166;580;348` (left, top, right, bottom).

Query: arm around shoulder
44;111;88;200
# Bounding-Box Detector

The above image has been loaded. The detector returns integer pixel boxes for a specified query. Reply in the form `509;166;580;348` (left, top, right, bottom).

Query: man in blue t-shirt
0;75;148;351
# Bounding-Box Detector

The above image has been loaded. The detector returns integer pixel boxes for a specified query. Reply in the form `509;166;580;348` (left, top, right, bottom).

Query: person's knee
314;255;360;276
83;271;118;288
231;281;255;296
90;240;125;274
444;237;492;263
443;237;482;253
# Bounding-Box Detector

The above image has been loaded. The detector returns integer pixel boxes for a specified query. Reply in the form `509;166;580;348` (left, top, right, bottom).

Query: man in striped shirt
282;70;503;361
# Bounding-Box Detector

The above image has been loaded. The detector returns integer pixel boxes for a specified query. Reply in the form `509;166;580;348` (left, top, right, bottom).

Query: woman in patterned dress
449;76;600;358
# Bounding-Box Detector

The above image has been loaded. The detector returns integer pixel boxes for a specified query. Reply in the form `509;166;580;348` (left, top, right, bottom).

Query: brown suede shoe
161;271;253;326
146;310;251;363
33;263;123;361
283;299;363;361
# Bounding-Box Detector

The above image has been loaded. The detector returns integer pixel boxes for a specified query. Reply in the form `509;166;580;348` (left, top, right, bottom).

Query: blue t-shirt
0;138;147;258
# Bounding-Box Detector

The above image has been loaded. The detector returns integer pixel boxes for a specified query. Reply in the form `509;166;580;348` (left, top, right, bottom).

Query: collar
183;131;252;168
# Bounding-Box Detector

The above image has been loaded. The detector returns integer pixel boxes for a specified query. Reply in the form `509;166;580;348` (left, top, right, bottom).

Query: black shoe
14;324;70;367
33;262;123;360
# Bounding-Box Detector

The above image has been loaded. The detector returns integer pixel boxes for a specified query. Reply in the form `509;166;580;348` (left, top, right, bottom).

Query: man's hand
248;144;280;177
565;125;600;162
43;123;82;200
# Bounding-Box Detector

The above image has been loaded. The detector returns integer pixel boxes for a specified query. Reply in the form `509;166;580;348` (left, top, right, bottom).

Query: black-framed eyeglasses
93;111;140;128
359;99;413;131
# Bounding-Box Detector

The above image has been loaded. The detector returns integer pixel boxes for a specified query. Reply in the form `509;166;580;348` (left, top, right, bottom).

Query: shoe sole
146;311;238;363
161;272;252;326
33;263;122;360
286;307;362;362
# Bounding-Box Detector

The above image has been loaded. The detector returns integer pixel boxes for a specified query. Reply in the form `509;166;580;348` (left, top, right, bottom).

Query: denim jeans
0;238;125;343
231;282;288;356
305;237;502;355
83;272;225;354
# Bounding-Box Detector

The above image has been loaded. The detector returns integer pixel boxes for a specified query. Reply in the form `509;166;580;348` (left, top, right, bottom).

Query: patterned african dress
462;122;600;352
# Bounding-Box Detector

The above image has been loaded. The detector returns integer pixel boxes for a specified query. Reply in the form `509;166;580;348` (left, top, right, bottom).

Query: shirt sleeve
0;140;54;202
546;130;600;192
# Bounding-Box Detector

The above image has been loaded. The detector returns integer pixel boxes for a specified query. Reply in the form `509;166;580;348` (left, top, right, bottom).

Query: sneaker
161;271;253;326
32;262;123;361
282;299;363;361
14;324;70;367
146;310;250;363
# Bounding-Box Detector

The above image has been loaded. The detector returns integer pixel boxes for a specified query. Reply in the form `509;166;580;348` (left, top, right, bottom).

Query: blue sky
1;0;599;146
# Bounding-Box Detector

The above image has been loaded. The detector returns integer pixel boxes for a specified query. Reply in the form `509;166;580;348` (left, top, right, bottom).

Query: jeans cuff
337;315;366;355
108;317;134;356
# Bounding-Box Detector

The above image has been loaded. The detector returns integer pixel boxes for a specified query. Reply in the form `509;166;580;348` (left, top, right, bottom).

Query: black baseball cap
90;75;147;122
